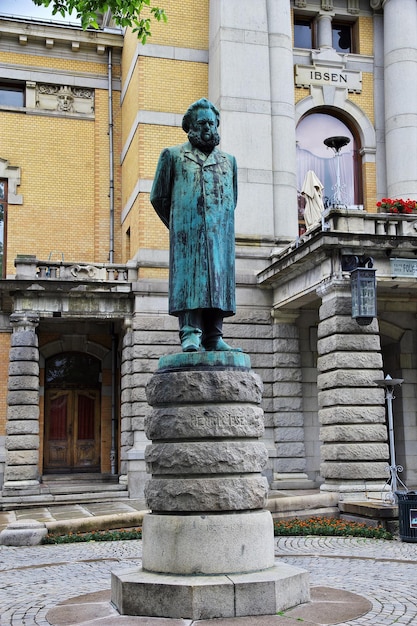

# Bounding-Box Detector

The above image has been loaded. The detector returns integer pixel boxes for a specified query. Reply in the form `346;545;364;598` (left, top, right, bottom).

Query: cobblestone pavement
0;536;417;625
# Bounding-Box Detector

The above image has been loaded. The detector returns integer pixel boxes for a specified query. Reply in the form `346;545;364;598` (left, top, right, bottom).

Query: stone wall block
319;406;386;425
320;424;388;442
319;296;355;320
7;405;40;420
8;376;39;391
273;368;302;382
10;330;39;347
145;476;268;512
145;405;264;440
9;347;39;362
275;442;305;457
5;435;39;450
146;370;263;406
274;427;304;442
6;420;40;435
275;457;306;473
320;461;388;480
272;412;304;427
318;388;383;408
4;465;39;482
273;397;303;411
8;362;39;377
121;431;134;447
318;370;385;389
318;335;381;355
7;390;39;406
320;443;389;461
6;449;39;465
272;382;302;397
145;441;268;475
317;316;378;339
318;352;383;372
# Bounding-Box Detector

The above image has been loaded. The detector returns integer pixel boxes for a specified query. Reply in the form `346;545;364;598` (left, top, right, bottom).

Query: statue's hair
182;98;220;132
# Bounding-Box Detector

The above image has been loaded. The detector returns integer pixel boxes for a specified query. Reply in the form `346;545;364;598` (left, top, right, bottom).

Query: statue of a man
150;98;240;353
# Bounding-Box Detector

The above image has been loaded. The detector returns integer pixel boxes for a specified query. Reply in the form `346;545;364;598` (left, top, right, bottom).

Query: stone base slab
111;562;310;620
0;520;47;546
142;510;275;574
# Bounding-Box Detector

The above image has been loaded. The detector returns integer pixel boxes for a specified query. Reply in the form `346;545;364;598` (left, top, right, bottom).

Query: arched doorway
43;352;101;473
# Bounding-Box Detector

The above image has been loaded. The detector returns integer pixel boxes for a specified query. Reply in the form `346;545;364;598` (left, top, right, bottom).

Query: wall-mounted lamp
342;255;377;326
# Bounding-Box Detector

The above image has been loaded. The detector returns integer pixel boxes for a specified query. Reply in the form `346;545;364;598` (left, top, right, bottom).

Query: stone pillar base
320;480;388;501
142;510;274;574
112;563;310;620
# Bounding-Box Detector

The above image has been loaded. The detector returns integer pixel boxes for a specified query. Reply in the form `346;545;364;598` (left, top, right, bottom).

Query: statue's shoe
204;338;242;352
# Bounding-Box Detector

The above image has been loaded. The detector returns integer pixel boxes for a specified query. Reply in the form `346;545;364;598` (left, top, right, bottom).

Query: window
0;83;24;107
332;22;352;53
294;18;316;49
296;112;362;226
0;179;7;278
46;352;101;388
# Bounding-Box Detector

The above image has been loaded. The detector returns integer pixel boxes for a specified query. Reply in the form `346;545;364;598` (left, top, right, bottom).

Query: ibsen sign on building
295;65;362;93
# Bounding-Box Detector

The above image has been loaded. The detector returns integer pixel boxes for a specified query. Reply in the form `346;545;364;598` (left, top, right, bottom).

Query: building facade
1;0;416;508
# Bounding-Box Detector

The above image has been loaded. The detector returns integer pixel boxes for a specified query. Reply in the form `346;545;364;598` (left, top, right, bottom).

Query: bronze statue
150;98;240;352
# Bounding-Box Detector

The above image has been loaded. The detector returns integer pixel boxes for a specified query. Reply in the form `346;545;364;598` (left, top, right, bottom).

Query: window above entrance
46;352;101;388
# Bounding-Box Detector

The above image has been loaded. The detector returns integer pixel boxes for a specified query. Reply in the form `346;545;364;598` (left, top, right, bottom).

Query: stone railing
14;255;138;282
286;208;417;254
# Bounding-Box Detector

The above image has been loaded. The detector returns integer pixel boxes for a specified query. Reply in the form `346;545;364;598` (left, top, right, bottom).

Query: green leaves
31;0;167;42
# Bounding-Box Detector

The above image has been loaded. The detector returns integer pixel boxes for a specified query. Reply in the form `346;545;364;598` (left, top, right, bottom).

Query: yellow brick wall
1;84;123;270
349;73;374;125
140;57;208;114
358;16;373;56
0;51;108;76
141;0;209;49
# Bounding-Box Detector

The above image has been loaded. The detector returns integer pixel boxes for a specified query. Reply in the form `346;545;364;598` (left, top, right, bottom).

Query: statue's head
182;98;220;154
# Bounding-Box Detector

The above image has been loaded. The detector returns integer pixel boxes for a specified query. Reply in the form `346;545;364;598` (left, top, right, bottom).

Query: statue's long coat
150;141;238;317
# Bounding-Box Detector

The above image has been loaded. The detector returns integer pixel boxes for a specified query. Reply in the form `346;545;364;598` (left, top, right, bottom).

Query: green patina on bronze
150;104;237;318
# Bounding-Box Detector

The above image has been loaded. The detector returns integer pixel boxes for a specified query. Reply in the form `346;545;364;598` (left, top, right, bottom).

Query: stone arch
295;95;376;158
39;336;111;369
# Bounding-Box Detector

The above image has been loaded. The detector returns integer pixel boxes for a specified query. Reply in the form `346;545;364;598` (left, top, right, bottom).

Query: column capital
316;277;350;300
10;312;40;331
271;309;299;324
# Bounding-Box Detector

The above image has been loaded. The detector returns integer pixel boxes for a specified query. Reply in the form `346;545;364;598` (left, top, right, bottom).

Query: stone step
1;488;130;510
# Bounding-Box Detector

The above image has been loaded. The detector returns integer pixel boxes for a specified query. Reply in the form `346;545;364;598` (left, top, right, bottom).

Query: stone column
3;312;40;493
382;0;417;199
317;279;389;499
270;311;313;490
317;13;333;48
112;352;309;620
267;0;298;240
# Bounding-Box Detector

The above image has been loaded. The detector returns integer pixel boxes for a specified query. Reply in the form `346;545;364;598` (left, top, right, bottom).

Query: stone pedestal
112;352;309;620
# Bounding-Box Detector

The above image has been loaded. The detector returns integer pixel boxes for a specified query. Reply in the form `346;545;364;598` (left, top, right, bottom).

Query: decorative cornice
370;0;383;9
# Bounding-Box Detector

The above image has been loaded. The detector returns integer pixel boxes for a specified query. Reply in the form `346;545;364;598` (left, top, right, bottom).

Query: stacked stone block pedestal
3;313;41;494
317;281;388;499
112;351;309;620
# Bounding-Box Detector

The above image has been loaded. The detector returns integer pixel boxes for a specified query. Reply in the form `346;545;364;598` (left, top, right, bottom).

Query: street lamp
374;374;406;504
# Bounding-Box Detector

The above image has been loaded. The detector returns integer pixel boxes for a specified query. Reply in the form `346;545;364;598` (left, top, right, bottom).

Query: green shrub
42;527;142;544
273;516;392;540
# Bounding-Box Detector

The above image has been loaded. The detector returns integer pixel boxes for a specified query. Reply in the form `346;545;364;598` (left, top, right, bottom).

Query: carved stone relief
35;84;94;116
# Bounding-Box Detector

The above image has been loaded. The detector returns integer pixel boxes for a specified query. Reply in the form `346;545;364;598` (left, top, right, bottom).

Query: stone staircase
1;473;129;510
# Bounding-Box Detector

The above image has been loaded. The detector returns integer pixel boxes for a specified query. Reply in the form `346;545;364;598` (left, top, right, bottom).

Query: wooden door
44;389;100;472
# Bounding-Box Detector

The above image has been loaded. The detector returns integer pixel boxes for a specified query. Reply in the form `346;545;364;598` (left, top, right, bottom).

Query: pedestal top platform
158;351;251;371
